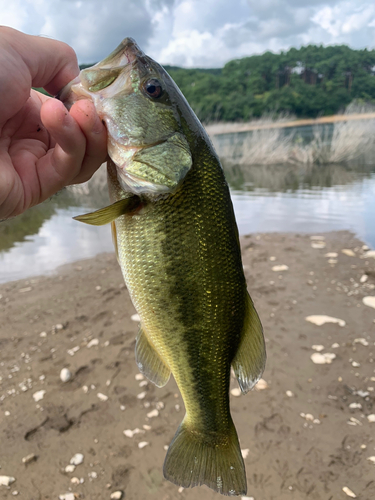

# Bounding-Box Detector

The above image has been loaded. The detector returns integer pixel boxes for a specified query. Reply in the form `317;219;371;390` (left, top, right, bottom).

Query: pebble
342;249;355;257
349;403;362;409
22;453;36;464
311;242;326;249
231;388;242;397
39;331;47;338
87;338;99;348
138;441;149;449
342;486;356;498
354;338;369;346
71;477;80;484
32;390;46;402
12;491;18;496
19;287;32;293
312;345;324;351
272;265;289;272
135;374;144;381
363;296;375;309
59;494;75;500
310;235;325;240
305;315;345;327
65;465;75;473
331;343;340;348
137;391;147;400
123;428;144;438
70;453;84;466
324;252;338;258
364;250;375;258
255;379;268;390
241;449;249;459
241;497;255;500
367;414;375;423
351;361;360;367
97;393;108;402
360;274;368;283
367;456;375;464
60;368;72;383
131;314;141;322
0;476;15;486
110;492;124;500
310;352;336;364
147;409;159;418
286;390;294;397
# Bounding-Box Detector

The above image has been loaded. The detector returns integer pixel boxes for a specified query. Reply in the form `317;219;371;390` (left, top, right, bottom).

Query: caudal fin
163;419;246;496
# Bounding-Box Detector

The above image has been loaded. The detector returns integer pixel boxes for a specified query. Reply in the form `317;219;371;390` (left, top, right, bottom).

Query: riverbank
0;231;375;500
205;112;375;136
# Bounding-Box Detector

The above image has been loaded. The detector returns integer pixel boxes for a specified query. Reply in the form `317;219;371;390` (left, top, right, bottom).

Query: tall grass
209;103;375;166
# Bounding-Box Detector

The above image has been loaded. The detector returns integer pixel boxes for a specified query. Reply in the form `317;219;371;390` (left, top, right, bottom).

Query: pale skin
0;27;108;220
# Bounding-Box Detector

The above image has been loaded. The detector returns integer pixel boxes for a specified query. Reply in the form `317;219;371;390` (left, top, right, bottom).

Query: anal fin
135;327;171;387
232;292;266;394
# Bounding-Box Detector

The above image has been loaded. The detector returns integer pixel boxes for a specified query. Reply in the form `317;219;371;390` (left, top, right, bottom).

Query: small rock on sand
272;265;289;272
32;390;46;402
311;352;336;364
342;249;355;257
363;296;375;309
231;388;242;397
305;315;345;327
110;492;124;500
255;379;268;390
70;453;84;466
60;368;72;383
22;453;36;464
367;414;375;423
0;476;15;486
342;486;356;498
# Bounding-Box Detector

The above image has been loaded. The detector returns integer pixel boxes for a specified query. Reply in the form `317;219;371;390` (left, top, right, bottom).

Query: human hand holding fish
0;27;107;220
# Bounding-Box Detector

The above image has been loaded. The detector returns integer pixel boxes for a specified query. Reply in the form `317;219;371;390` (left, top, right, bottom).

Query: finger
38;98;87;198
68;100;108;184
2;27;79;95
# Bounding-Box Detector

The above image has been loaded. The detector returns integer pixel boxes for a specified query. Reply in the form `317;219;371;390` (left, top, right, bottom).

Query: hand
0;27;108;220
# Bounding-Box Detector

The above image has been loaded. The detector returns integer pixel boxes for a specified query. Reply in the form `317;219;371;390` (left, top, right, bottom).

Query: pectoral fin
73;196;140;225
232;292;266;393
135;327;171;387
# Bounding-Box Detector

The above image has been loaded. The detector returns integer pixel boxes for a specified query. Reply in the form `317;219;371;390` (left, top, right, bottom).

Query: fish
59;38;266;496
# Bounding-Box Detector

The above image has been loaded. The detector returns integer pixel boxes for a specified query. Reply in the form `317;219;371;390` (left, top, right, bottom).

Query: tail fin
163;419;246;496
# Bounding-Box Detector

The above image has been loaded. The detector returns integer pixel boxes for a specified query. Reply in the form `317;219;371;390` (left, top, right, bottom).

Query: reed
209;103;375;166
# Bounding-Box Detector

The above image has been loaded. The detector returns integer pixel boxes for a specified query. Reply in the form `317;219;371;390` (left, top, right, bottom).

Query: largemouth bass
60;38;266;496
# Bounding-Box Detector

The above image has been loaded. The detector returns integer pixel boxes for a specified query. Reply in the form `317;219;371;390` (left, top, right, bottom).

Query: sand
0;231;375;500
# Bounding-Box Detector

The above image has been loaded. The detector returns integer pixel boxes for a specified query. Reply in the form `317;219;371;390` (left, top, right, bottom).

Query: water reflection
0;160;374;284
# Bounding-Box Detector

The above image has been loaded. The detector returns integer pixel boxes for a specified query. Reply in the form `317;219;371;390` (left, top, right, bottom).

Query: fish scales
61;37;266;496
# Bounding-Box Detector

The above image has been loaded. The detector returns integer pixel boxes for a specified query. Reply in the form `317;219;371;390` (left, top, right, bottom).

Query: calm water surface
1;159;374;284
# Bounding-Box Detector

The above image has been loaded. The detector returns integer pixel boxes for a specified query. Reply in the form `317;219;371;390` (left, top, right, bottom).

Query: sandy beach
1;230;375;500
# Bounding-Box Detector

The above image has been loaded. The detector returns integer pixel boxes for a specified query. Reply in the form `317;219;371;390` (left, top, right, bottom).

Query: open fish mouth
57;38;144;109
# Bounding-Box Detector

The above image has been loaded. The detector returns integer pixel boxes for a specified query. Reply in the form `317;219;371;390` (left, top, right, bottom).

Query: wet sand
0;231;375;500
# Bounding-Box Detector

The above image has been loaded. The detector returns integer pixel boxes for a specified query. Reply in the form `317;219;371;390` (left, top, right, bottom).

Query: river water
1;138;375;283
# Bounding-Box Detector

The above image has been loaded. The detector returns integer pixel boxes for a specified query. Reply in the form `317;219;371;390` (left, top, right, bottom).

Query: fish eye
144;79;163;98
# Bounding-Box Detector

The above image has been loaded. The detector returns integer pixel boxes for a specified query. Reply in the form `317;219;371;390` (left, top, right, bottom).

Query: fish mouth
57;37;144;109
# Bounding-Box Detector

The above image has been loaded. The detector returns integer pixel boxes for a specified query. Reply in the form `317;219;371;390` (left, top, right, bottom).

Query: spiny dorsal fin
135;326;171;387
232;291;266;394
73;196;140;226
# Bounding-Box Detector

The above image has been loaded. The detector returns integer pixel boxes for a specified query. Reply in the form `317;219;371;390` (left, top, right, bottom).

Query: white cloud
0;0;374;67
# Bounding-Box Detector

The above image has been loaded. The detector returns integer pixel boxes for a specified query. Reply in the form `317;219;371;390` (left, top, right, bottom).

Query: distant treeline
162;45;375;122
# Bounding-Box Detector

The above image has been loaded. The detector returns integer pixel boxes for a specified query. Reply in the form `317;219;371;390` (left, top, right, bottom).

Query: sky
1;0;375;67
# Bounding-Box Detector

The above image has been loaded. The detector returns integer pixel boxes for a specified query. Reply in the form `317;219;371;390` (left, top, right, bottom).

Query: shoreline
1;230;375;499
205;112;375;136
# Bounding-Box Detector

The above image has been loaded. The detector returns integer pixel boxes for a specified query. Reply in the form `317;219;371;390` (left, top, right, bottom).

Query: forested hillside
164;45;375;122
